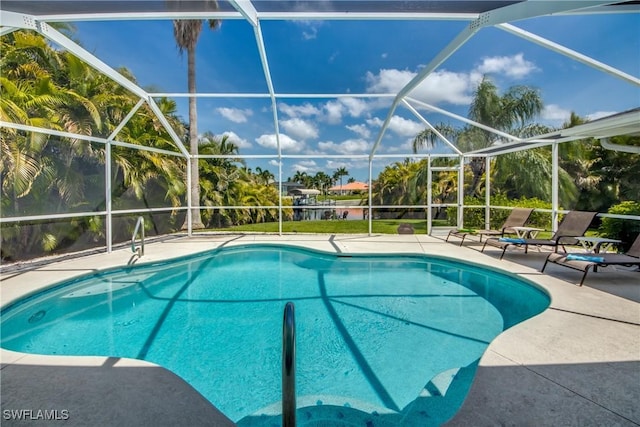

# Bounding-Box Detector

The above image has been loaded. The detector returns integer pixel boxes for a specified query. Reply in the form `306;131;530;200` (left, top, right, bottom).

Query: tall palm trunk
172;10;219;230
185;44;205;229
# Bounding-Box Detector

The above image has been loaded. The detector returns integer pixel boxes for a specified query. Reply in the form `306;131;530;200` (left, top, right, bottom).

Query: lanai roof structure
1;0;639;242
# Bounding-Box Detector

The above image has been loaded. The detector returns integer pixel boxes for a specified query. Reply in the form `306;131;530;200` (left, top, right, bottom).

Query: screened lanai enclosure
1;1;639;260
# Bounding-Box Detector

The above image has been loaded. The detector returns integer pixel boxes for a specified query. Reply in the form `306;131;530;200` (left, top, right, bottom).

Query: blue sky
73;12;640;182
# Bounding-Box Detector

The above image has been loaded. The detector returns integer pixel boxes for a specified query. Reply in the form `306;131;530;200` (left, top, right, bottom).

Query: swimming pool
1;245;549;425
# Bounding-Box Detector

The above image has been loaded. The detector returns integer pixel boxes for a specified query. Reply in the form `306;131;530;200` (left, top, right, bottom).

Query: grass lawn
211;220;594;240
215;219;448;234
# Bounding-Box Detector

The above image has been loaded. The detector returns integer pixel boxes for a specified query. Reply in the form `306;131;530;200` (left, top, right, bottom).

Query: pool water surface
0;245;549;425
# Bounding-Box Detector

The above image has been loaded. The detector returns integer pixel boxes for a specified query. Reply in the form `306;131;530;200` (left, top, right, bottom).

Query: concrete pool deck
1;232;639;426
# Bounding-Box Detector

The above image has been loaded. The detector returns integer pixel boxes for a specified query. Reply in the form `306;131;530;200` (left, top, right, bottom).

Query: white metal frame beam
0;10;37;29
401;100;463;155
405;97;525;146
600;138;640;154
27;12;479;23
19;12;242;23
0;26;18;36
525;109;640;143
0;121;183;157
368;0;602;160
38;21;148;99
498;23;640;87
227;0;258;27
477;1;619;25
470;140;554;156
466;108;640;156
368;24;478;160
146;98;190;158
1;10;192;158
149;92;396;99
104;98;146;253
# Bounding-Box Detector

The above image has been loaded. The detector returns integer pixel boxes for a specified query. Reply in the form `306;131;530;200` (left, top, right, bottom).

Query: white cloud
255;133;304;153
303;27;318;40
279;102;322;118
387;116;423;137
268;160;281;167
541;104;571;123
366;117;383;127
291;160;318;173
340;97;368;118
476;53;538;79
298;160;317;167
412;70;473;105
293;20;324;40
366;68;413;94
384;138;415;153
324;100;344;124
221;131;252;149
364;54;538;107
366;68;472;105
322;97;370;125
318;138;370;154
346;124;371;138
366;115;423;137
280;118;319;141
381;53;388;59
325;160;351;170
217;107;253;123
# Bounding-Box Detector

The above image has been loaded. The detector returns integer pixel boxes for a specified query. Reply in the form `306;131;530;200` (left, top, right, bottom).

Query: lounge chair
541;233;640;285
446;208;534;246
481;210;598;260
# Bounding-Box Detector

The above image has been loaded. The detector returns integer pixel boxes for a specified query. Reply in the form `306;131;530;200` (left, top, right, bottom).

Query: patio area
1;232;638;426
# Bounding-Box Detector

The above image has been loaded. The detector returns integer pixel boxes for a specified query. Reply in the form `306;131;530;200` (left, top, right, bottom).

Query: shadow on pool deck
3;358;636;427
0;357;234;427
446;360;640;426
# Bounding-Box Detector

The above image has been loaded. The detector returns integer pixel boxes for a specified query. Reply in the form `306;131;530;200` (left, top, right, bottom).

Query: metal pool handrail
282;302;296;427
131;216;145;257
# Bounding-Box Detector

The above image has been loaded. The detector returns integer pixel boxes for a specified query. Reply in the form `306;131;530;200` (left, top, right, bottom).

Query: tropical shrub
446;194;552;230
598;201;640;252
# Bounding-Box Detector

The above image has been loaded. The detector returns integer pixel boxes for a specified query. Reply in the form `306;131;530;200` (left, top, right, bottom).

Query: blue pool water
1;245;549;425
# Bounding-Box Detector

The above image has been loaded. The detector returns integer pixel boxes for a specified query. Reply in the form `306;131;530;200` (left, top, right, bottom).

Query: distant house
328;181;368;195
288;188;321;197
273;181;305;196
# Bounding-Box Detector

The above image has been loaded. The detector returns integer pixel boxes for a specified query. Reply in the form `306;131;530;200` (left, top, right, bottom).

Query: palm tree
370;159;426;218
312;171;332;196
172;0;221;229
255;167;275;185
333;167;349;194
197;133;245;227
292;171;308;185
1;29;190;258
411;76;570;202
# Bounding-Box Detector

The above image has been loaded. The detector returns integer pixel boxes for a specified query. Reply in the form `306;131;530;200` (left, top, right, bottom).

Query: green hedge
598;201;640;252
446;195;552;230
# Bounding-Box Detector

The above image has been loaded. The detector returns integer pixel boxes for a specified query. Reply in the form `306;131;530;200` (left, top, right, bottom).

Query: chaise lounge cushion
482;211;597;260
542;234;640;285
